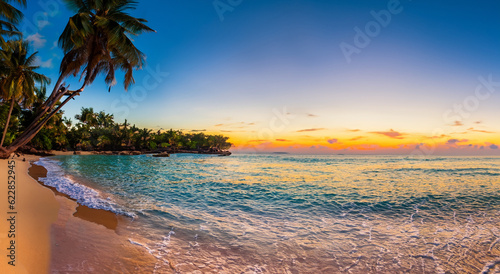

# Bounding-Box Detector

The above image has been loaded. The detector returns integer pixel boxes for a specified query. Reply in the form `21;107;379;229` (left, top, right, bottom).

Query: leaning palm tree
0;39;50;147
0;0;154;158
0;0;26;44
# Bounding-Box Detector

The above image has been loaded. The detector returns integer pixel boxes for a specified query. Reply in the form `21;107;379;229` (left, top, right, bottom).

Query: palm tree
75;107;97;126
0;0;154;158
120;119;131;147
0;40;50;147
0;0;26;44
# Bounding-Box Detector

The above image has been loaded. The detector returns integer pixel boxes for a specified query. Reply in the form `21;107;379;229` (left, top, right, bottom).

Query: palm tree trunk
0;98;15;147
0;86;84;159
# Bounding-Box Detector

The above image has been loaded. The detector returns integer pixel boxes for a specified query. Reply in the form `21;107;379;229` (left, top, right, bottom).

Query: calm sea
36;154;500;273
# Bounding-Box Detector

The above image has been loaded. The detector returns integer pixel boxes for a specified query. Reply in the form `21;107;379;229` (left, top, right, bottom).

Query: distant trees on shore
25;107;232;152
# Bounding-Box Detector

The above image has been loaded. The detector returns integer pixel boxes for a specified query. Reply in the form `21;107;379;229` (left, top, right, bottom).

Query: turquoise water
37;154;500;273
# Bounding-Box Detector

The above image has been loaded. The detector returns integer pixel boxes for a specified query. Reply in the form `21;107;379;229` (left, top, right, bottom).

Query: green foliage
58;108;233;152
59;0;154;91
148;141;157;150
0;39;50;146
0;0;27;44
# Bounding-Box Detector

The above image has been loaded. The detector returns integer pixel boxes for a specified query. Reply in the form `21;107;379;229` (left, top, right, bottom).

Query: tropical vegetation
0;0;157;158
27;107;232;152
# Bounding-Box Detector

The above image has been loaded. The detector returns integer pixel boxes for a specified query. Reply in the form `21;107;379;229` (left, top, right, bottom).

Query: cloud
474;121;482;124
35;57;53;68
431;134;449;139
452;121;463;126
350;136;364;141
306;113;318;117
490;144;498;149
215;122;254;128
248;139;267;143
446;139;468;145
346;129;361;132
327;138;338;144
276;139;290;142
190;129;206;132
37;20;50;30
50;41;58;50
26;33;47;49
370;129;405;139
297;128;325;132
467;128;494;134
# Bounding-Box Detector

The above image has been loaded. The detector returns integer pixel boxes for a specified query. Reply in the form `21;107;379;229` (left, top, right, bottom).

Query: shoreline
0;155;58;274
24;149;232;157
1;155;160;273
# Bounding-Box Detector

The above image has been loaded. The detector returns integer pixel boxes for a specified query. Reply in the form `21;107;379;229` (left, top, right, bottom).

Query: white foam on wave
35;157;135;217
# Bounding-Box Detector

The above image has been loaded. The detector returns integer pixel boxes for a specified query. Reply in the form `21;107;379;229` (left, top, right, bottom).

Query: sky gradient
17;0;500;154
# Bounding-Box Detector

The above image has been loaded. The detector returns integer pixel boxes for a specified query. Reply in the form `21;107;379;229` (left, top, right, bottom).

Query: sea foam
35;157;134;217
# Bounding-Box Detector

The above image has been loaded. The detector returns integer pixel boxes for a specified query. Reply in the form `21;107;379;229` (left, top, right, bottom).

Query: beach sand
0;155;58;274
1;155;159;273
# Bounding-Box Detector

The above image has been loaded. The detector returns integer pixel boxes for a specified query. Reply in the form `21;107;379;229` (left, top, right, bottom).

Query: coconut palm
0;40;50;147
0;0;154;158
0;0;26;44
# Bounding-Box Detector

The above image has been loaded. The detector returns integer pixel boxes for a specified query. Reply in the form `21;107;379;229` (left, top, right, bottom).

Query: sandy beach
1;155;158;273
0;155;58;274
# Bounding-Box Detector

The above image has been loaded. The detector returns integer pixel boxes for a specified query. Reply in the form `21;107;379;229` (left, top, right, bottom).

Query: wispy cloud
447;139;468;145
327;138;338;144
370;129;405;139
276;139;290;142
190;129;206;132
467;127;494;134
215;122;254;128
37;20;50;30
306;113;318;117
452;121;463;126
35;57;53;68
26;33;46;49
297;128;325;132
346;129;361;132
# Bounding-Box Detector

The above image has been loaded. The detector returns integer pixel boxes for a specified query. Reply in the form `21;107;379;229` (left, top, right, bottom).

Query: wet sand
0;155;58;274
1;155;161;273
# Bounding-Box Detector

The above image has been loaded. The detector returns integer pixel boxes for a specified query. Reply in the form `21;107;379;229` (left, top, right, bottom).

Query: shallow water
36;154;500;273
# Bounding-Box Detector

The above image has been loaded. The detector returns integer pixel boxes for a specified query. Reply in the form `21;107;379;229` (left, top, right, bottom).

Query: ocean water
36;154;500;273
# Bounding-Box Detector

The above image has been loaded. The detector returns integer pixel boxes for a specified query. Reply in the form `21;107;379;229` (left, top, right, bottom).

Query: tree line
56;107;231;152
0;0;156;158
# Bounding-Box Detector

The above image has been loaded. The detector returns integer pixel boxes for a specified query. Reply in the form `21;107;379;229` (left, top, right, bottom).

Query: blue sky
15;0;500;154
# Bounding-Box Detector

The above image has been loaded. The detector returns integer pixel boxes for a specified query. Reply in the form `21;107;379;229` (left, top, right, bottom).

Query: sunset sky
19;0;500;154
